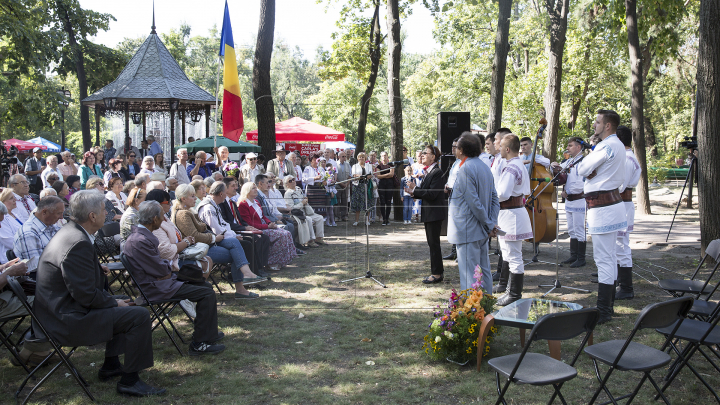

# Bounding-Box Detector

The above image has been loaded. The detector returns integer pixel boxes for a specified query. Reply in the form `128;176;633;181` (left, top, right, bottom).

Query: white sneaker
180;299;196;318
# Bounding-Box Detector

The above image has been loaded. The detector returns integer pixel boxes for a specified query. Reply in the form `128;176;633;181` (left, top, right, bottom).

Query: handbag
177;263;205;283
291;208;306;221
178;242;209;260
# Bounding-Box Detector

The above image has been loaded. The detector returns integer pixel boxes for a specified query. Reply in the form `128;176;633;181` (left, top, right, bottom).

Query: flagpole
214;54;222;151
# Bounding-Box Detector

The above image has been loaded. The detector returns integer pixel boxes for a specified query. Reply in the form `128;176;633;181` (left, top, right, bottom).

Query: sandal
422;275;444;284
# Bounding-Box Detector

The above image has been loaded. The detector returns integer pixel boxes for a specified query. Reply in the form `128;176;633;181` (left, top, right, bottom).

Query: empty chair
488;307;600;405
658;239;720;298
584;296;694;405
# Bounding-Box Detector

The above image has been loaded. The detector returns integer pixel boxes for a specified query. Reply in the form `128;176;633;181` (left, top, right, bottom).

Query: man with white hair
165;177;179;200
33;191;165;396
240;153;264;183
187;151;216;179
57;151;79;177
39;188;57;199
170;148;191;185
41;155;64;188
146;181;164;193
14;196;64;273
212;172;223;182
147;135;162;156
214;146;231;168
8;174;36;222
134;174;150;191
203;176;215;189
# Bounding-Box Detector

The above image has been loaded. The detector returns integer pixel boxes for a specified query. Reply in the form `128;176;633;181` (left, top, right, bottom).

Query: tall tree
253;0;276;157
541;0;569;161
357;1;383;153
625;0;651;214
696;0;719;252
387;0;404;220
487;0;513;133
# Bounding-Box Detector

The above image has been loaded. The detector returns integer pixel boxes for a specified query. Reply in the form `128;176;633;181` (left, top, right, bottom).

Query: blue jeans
207;237;249;283
402;197;413;221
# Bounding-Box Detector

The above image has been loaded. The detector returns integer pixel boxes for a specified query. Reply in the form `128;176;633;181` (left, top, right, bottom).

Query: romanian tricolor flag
219;1;244;142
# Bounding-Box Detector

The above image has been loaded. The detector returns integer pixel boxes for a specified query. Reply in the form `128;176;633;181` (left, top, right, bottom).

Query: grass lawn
1;218;717;404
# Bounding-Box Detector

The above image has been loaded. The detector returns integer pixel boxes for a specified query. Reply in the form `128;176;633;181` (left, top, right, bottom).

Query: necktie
230;203;240;224
20;196;31;214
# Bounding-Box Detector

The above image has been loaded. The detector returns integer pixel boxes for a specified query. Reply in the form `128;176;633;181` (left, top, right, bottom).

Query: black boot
616;266;634;300
562;239;578;264
497;273;524;306
443;245;457;261
570;241;586;268
492;253;503;281
596;283;614;324
493;261;510;294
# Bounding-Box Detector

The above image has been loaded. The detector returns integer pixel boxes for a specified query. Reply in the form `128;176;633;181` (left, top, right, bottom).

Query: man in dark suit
219;176;270;276
124;201;225;356
405;145;448;284
33;191;165;397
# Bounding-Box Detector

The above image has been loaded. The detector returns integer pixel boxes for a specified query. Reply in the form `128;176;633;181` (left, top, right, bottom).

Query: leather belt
621;188;633;202
156;273;172;281
585;189;622;209
566;193;585;201
500;196;525;210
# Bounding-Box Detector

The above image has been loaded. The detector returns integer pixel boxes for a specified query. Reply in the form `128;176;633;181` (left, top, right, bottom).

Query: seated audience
124;200;224;355
122;180;136;196
203;176;215;189
65;175;81;201
52;180;71;221
0;190;23;264
120;188;146;241
79;151;102;189
57;150;79;178
8;174;36;222
191;175;204;182
186;151;216;179
166;177;179;200
87;177;122;223
43;171;60;190
172;184;264;299
34;190;165;397
190;179;206;214
146;180;165;193
139;156;156;176
13;196;64;273
134;173;150;192
284;175;325;247
104;158;127;187
153;153;167;175
237;182;298;269
255;174;304;254
240;152;264;183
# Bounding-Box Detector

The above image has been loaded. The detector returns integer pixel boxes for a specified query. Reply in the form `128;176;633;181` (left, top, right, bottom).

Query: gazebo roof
82;21;215;113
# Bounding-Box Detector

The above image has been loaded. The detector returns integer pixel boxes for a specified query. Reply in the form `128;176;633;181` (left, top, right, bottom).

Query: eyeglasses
13;181;29;185
249;158;257;161
288;179;295;182
160;201;170;205
129;155;136;158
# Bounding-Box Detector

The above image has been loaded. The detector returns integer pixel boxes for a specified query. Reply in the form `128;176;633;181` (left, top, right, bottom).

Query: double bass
525;118;557;244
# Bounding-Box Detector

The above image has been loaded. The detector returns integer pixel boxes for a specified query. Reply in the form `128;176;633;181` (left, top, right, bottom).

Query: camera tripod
666;152;697;242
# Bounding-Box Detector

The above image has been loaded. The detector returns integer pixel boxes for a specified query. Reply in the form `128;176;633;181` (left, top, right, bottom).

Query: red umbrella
4;138;49;152
246;117;345;142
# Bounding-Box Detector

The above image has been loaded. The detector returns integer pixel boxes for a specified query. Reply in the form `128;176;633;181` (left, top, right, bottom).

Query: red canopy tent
3;138;48;152
246;117;345;142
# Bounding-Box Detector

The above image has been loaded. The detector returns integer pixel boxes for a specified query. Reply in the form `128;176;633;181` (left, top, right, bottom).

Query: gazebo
82;13;216;163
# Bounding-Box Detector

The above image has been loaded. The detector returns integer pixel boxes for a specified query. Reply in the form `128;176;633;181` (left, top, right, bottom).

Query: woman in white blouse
0;189;23;264
105;176;127;213
302;153;328;217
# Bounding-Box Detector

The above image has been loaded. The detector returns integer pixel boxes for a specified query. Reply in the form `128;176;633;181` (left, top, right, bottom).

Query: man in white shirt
57;151;79;178
240;153;264;183
520;136;551;172
494;135;533;306
477;133;492;168
490;128;512;289
615;125;641;301
551;137;588;268
8;174;36;222
577;109;627;324
443;137;461;261
40;155;63;188
170;148;191;185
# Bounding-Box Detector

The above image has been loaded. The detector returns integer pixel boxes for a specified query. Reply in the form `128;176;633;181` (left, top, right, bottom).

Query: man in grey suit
33;191;165;397
447;133;500;292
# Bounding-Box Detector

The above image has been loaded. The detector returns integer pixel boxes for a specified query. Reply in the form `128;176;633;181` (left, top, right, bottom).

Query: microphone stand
537;153;589;296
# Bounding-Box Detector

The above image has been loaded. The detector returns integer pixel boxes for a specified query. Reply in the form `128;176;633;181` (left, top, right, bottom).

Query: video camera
0;144;18;183
680;136;697;150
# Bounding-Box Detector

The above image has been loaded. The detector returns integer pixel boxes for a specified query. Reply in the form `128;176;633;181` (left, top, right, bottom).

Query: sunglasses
249;158;257;161
129;155;136;158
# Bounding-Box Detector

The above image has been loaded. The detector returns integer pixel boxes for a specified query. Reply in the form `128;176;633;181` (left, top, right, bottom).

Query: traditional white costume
577;134;627;285
562;154;587;242
616;149;641;267
495;157;532;275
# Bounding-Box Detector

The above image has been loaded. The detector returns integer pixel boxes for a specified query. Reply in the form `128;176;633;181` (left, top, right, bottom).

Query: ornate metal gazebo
82;16;216;163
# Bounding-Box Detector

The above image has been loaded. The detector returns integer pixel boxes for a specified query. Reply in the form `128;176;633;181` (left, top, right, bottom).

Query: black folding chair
6;277;95;404
658;239;720;298
119;254;188;356
488;307;600;405
584;296;694;405
95;223;136;298
0;313;31;374
655;297;720;402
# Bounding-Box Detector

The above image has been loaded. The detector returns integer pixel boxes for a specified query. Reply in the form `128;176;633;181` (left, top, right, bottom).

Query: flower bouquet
422;265;498;364
223;161;240;179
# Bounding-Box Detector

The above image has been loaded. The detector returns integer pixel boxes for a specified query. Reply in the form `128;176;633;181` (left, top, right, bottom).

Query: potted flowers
223;161;240;179
422;266;498;365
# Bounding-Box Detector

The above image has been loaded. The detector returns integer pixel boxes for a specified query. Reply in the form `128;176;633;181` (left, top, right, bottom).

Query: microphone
531;177;552;182
389;159;409;165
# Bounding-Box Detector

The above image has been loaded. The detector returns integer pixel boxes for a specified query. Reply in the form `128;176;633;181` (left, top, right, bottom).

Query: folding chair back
636;296;695;331
658;239;720;298
119;254;186;356
531;308;600;343
6;277;94;404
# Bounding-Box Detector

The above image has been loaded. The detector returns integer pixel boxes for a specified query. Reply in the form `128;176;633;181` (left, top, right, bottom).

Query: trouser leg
593;232;618;285
106;306;153;373
503;240;524;275
616;231;632;267
457;241;488;291
312;214;325;238
171;283;218;343
425;220;444;276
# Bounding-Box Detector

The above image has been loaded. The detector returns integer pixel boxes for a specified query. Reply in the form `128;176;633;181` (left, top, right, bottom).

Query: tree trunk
625;0;652;215
487;0;513;133
253;0;276;157
541;0;569;162
387;0;403;222
697;0;720;252
567;79;589;130
57;0;91;152
356;1;382;154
